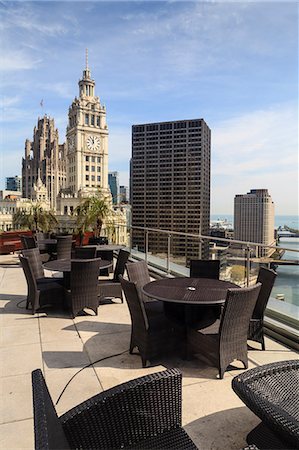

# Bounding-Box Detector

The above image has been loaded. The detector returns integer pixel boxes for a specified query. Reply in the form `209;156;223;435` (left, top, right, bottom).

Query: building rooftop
1;253;298;449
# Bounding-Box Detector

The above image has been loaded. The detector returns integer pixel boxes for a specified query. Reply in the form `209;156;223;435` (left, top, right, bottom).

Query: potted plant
75;196;110;245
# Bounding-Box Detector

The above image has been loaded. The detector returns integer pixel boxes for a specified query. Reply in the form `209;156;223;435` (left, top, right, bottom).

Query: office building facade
131;119;211;261
108;171;119;204
6;176;22;192
119;185;129;203
234;189;275;257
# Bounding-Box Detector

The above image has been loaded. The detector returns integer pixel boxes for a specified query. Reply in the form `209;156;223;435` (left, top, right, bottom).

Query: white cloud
0;52;41;72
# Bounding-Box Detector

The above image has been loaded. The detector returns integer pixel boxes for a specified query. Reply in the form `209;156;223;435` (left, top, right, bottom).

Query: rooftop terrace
1;253;298;449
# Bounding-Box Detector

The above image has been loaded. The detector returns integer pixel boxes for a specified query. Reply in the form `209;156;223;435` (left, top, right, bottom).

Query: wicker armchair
22;248;63;285
188;284;261;379
98;249;130;303
65;258;101;318
120;276;184;367
56;236;73;260
126;260;158;303
189;259;220;279
248;267;277;350
232;360;299;450
19;255;65;314
32;367;197;450
73;246;97;259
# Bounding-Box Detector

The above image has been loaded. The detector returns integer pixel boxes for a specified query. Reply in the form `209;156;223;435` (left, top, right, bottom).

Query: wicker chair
56;236;73;260
73;246;97;259
22;248;63;285
190;259;220;279
19;255;65;314
32;368;197;450
232;360;299;450
98;249;130;303
65;258;101;318
20;235;37;249
35;232;49;253
188;284;261;379
126;260;157;303
120;276;184;367
248;267;277;350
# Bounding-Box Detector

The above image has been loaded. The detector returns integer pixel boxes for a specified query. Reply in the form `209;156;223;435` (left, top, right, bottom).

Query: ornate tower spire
79;49;95;97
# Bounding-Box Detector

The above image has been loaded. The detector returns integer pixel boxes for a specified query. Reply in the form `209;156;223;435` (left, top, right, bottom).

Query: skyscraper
119;185;129;203
234;189;275;257
22;116;67;209
6;176;22;192
131;119;211;261
108;171;120;204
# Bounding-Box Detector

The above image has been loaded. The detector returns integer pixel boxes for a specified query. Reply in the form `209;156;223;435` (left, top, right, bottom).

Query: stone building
22;116;67;210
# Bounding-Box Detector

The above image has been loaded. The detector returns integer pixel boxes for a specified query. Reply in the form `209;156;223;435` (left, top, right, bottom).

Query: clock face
68;135;75;151
86;135;100;151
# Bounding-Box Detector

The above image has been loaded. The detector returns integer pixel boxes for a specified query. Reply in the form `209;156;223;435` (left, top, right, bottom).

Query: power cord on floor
55;348;130;405
17;299;27;309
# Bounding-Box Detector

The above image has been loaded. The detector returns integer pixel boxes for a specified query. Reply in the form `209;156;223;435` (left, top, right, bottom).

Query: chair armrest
60;368;182;449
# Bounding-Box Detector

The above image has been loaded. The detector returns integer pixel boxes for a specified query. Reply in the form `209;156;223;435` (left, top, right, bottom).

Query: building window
91;166;95;172
85;165;89;171
85;156;89;162
97;116;100;127
97;166;101;171
91;115;95;126
91;175;95;181
97;157;100;162
64;206;68;214
86;175;89;181
85;114;89;125
91;156;95;162
97;176;101;182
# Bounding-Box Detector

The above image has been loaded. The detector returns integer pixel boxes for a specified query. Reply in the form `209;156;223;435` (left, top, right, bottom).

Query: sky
0;0;298;215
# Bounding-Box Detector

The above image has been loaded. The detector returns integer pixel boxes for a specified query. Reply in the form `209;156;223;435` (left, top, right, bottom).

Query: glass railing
106;223;298;348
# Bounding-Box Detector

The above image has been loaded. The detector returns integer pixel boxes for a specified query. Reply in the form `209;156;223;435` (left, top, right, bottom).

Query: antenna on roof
85;48;88;70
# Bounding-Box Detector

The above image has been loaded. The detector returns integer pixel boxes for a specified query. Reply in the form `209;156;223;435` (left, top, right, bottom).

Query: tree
75;196;110;242
13;203;58;232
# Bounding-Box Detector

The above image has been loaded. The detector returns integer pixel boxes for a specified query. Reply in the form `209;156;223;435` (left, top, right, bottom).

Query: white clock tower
66;51;109;197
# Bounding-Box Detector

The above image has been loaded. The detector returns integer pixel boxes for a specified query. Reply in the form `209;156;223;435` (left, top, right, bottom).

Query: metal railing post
246;245;251;286
129;227;132;252
167;234;171;274
145;230;149;263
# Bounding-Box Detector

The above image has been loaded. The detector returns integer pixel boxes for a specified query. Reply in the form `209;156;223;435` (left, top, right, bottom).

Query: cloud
0;52;41;72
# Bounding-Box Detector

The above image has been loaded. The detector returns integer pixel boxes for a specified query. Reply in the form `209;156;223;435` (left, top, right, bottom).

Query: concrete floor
0;253;298;449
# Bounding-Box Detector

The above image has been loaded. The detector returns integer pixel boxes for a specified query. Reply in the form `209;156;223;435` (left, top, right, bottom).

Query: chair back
190;259;220;279
253;267;277;319
56;236;72;260
22;248;44;279
220;284;261;344
32;369;71;450
19;255;38;311
36;232;49;252
69;258;101;316
21;235;37;249
113;249;130;281
126;260;151;301
74;246;97;259
119;276;149;330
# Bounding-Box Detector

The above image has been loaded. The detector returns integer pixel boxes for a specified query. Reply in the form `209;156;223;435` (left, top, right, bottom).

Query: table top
142;277;240;305
84;244;126;251
43;259;112;272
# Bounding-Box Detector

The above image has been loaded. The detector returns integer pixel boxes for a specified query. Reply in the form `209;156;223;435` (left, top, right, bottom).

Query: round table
44;259;112;272
142;277;239;305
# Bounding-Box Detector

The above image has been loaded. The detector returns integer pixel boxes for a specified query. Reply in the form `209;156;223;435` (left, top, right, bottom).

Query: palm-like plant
13;203;58;232
75;196;110;241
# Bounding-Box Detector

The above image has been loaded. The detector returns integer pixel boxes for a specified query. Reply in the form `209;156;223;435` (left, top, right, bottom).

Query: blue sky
0;1;298;215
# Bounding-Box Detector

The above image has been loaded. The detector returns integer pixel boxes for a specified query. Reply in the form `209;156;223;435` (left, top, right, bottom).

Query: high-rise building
234;189;275;257
22;116;67;209
108;172;120;204
65;55;109;197
119;185;129;203
6;176;22;192
131;119;211;261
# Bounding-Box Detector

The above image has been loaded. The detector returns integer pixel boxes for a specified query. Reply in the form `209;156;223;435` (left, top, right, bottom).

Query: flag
40;99;43;108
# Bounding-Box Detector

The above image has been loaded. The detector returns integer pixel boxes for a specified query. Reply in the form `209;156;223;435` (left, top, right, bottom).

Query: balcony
1;240;298;448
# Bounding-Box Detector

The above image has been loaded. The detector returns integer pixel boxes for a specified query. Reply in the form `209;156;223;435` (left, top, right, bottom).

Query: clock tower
66;51;109;197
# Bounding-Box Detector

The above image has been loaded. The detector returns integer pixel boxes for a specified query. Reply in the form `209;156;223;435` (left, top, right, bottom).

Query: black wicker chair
20;235;37;249
22;247;64;285
188;284;261;379
248;267;277;350
56;235;73;260
232;360;299;450
32;367;197;450
120;276;184;367
19;255;65;314
190;259;220;279
98;249;130;303
126;260;157;304
65;258;101;318
73;246;97;259
35;231;49;253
